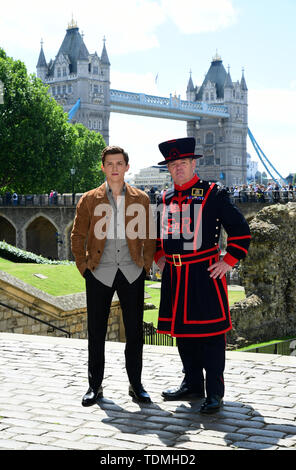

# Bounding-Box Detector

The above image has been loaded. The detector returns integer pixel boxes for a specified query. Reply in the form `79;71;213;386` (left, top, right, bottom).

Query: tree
0;49;74;193
65;123;105;194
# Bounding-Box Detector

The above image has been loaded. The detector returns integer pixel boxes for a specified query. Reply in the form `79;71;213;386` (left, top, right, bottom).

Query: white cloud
110;70;160;95
0;0;165;63
0;0;238;67
248;88;296;176
160;0;238;34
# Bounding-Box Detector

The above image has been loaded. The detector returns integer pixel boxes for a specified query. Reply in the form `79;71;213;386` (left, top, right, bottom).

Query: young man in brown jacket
71;145;156;406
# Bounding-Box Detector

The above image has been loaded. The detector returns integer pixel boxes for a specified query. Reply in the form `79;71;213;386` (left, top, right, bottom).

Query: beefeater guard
154;137;251;413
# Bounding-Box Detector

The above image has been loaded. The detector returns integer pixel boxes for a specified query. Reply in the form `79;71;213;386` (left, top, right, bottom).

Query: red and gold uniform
154;137;251;404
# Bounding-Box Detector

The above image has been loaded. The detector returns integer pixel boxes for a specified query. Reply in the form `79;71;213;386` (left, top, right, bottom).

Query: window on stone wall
205;132;214;145
68;85;72;93
233;157;241;165
233;133;242;143
205;155;214;166
94;85;99;93
62;67;67;77
93;66;99;74
199;157;204;165
57;68;61;78
215;158;220;165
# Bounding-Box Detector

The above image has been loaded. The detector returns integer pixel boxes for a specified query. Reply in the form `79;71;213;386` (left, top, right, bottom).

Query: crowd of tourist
2;182;296;207
223;182;296;203
146;182;296;204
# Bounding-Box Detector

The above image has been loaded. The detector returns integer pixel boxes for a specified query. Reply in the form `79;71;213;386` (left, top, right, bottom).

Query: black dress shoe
129;384;151;403
81;386;103;407
162;383;205;401
199;395;223;414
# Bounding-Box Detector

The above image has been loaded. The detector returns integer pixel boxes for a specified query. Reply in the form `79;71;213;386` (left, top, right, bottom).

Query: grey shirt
92;182;143;287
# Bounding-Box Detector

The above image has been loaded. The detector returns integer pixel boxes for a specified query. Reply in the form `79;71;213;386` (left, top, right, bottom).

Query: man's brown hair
101;146;129;166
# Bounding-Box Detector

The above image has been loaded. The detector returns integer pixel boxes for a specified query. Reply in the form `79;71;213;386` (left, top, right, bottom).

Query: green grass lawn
0;257;245;312
0;257;85;296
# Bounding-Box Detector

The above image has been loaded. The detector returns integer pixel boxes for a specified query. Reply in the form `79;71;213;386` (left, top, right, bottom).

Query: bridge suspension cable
247;128;288;187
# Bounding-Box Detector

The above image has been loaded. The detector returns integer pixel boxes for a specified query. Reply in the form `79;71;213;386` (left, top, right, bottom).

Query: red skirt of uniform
157;250;232;337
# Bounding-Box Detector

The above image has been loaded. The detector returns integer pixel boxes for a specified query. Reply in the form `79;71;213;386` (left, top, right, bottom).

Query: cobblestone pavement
0;332;296;451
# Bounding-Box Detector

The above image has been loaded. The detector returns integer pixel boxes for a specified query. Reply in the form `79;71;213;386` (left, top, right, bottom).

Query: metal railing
0;193;81;207
146;189;296;205
110;89;229;119
0;301;71;338
143;321;175;346
2;189;296;208
229;189;296;204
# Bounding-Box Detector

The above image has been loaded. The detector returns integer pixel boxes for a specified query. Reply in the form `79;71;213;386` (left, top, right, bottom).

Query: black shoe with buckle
162;383;205;401
129;384;151;403
199;395;223;414
82;386;103;407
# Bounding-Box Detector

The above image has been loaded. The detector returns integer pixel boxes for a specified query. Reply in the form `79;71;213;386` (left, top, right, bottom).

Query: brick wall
0;274;123;341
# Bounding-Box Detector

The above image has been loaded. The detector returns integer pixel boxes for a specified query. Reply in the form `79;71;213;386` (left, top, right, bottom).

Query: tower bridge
36;21;248;189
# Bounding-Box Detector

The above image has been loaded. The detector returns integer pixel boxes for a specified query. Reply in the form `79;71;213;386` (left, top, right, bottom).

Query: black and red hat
157;137;202;165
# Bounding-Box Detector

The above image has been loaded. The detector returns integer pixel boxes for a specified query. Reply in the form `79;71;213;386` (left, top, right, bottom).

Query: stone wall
0;272;124;341
228;202;296;348
0;205;76;261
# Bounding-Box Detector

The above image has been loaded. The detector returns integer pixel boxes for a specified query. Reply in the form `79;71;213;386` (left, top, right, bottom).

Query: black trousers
85;268;145;390
176;334;226;398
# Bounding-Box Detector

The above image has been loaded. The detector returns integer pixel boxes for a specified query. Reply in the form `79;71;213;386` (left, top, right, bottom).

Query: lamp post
70;168;76;205
0;80;4;104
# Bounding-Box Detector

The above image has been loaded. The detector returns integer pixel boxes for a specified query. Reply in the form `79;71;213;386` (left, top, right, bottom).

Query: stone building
133;166;172;190
187;52;248;187
37;18;110;144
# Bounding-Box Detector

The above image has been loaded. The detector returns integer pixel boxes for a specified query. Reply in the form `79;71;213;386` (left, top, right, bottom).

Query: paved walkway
0;332;296;451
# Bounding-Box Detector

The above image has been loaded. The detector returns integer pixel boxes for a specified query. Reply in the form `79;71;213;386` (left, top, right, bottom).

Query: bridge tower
186;53;248;187
36;18;111;144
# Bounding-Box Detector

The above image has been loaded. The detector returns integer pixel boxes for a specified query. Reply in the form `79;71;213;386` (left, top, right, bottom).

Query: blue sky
1;0;296;179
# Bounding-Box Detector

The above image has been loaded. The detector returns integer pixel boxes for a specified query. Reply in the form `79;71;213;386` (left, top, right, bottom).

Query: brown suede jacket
71;182;156;277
